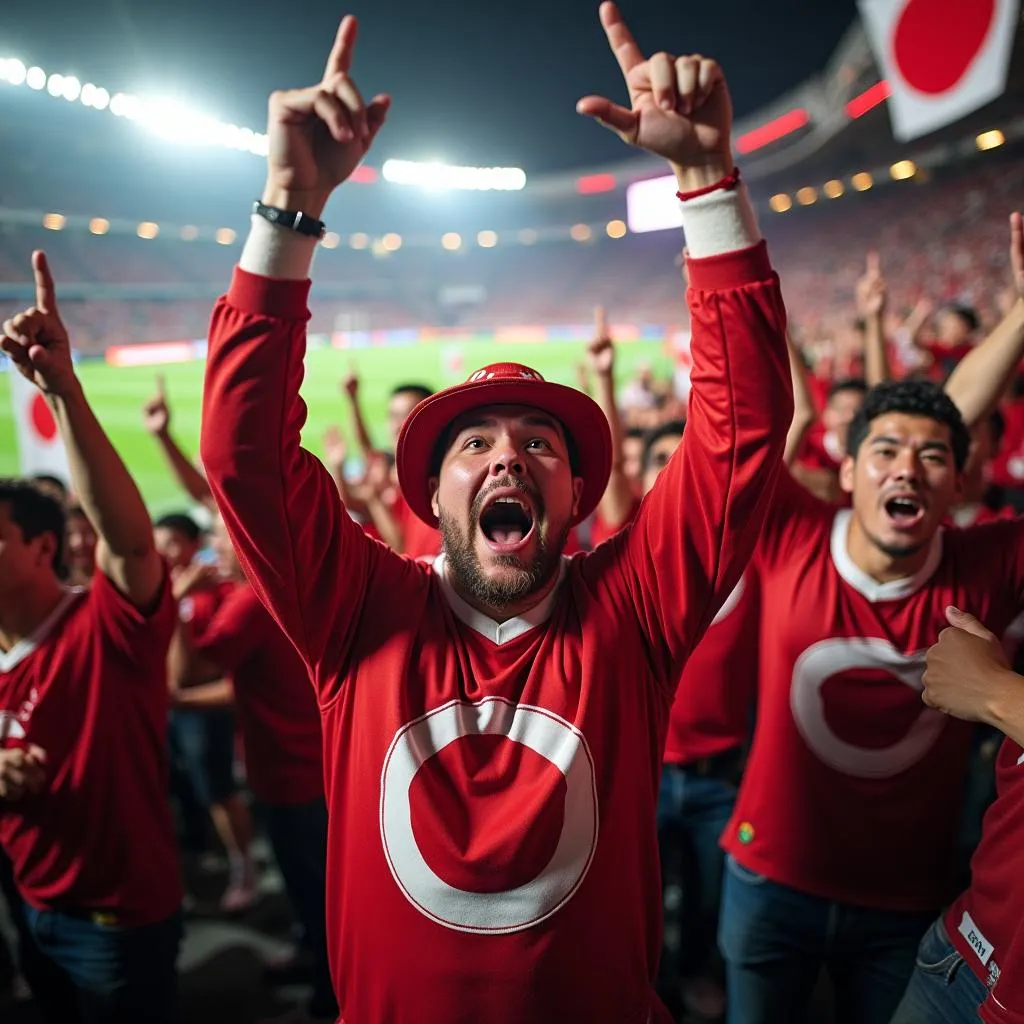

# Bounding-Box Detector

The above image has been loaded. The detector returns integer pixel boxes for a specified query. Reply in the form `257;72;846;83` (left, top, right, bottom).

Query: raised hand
855;251;887;319
587;306;615;376
323;424;349;469
577;2;732;185
263;15;390;216
0;745;48;801
142;374;171;435
171;561;221;603
1;252;78;398
342;361;360;398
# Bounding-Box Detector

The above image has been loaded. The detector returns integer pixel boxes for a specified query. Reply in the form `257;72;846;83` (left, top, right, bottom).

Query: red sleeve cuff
227;266;313;321
686;240;773;291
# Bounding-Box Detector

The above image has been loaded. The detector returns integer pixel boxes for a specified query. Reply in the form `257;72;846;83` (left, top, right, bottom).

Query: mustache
471;476;542;522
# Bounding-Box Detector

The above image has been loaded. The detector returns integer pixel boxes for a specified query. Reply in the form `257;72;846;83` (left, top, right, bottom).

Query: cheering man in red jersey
0;255;182;1022
200;6;793;1022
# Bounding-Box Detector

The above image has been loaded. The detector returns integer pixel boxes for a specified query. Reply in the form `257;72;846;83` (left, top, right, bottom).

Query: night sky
4;0;860;173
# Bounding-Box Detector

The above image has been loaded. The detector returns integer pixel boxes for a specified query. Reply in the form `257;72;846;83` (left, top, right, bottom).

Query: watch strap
252;201;327;240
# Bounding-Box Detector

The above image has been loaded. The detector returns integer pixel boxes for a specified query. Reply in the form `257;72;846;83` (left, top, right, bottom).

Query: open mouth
479;495;536;552
883;494;925;530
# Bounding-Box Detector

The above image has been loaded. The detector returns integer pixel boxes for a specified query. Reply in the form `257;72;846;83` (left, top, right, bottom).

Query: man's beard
439;481;568;610
863;525;929;560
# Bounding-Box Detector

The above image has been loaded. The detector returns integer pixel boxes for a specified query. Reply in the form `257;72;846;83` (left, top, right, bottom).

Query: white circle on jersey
790;637;946;778
379;697;599;935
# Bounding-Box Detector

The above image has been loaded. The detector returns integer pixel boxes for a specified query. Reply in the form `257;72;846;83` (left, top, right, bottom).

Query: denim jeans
263;796;336;1020
656;762;737;991
718;854;934;1024
23;905;182;1024
889;917;990;1024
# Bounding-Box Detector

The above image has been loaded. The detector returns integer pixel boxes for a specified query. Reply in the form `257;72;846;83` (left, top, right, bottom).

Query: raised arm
199;15;396;686
578;3;792;672
945;212;1024;428
1;254;163;608
589;307;637;530
342;365;376;461
142;375;216;510
783;331;817;466
857;251;891;387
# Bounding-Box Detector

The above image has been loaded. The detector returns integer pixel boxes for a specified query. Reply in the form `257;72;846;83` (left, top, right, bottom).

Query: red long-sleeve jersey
200;241;792;1024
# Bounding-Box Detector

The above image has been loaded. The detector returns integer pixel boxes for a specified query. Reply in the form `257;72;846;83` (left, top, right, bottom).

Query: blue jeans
718;855;934;1024
656;763;737;989
263;797;336;1020
23;906;182;1024
889;917;989;1024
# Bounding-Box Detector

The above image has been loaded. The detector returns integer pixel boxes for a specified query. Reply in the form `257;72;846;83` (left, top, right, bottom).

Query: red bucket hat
396;363;613;528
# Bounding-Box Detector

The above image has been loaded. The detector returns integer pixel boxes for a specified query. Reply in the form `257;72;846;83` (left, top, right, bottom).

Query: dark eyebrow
870;435;951;453
522;415;562;431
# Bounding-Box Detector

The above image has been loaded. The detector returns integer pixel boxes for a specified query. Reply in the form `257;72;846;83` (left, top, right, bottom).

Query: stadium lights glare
477;230;498;248
851;172;873;192
26;66;45;90
321;232;341;249
606;219;627;239
136;221;159;239
381;159;526;192
889;160;916;181
1;59;27;86
796;187;817;206
570;223;592;242
823;179;845;199
89;217;110;235
349;233;369;250
441;232;462;251
42;212;65;230
215;227;237;246
977;129;1005;151
769;194;792;213
381;232;402;252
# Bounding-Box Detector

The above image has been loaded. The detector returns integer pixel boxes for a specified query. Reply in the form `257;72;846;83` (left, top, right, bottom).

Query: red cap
396;363;613;528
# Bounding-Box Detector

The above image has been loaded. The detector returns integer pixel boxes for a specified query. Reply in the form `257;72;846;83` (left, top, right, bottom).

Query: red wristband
676;166;741;203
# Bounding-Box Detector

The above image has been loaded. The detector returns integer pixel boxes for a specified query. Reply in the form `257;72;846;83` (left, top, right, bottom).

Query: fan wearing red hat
200;6;793;1024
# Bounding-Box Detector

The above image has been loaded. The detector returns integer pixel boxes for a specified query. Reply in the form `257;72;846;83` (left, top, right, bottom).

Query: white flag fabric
7;371;70;479
858;0;1019;142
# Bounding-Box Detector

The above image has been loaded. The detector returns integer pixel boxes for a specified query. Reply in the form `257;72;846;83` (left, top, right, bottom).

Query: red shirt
0;571;181;926
180;578;234;639
665;571;759;764
947;738;1024;1019
727;470;1024;912
797;421;843;474
590;498;640;550
200;243;791;1023
990;399;1024;490
391;491;443;560
195;581;322;806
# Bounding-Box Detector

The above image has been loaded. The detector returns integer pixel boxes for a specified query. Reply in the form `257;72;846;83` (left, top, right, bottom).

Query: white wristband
679;182;762;260
239;214;318;281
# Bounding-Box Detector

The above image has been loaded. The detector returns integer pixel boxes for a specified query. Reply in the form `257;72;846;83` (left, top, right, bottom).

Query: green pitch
0;340;673;515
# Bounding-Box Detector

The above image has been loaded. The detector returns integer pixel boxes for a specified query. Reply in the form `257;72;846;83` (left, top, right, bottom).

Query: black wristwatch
252;201;327;240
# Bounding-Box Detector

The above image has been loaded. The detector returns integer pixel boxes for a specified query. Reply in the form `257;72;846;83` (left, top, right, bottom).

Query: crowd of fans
2;8;1024;1024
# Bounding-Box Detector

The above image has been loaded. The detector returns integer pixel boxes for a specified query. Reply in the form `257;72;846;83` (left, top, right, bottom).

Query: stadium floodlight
349;233;369;250
60;76;82;102
136;221;159;239
626;174;683;234
977;129;1005;151
889;160;915;181
26;66;46;90
46;73;64;97
441;232;462;251
42;213;65;230
570;223;592;242
823;179;845;199
769;194;793;213
215;227;237;246
851;172;873;192
381;232;403;252
477;230;498;248
606;219;627;239
89;218;110;235
321;232;341;249
110;92;141;119
795;187;817;206
1;59;28;86
381;159;526;192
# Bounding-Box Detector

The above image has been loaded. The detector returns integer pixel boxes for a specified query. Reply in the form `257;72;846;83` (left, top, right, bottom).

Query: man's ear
571;477;584;516
839;454;855;496
429;476;440;519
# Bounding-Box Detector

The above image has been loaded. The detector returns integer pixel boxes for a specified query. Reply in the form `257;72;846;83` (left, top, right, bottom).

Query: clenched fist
263;15;390;217
0;745;48;801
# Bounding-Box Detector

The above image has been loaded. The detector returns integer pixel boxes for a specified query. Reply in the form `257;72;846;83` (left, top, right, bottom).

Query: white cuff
239;215;318;281
679;183;761;260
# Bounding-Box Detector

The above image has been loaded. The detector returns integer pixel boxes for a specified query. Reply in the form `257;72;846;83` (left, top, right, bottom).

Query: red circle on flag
893;0;996;95
409;733;567;893
30;393;58;441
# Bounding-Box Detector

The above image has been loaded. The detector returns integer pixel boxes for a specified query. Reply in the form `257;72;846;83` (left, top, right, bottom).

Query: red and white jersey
200;244;792;1023
194;581;323;806
664;570;758;764
0;571;181;925
947;737;1024;1018
726;470;1024;912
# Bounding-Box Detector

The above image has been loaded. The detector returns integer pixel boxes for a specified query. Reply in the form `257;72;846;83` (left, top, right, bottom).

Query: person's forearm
365;494;404;552
863;314;891;387
154;429;214;508
346;392;376;460
946;299;1024;428
168;619;220;692
984;670;1024;748
784;332;817;466
173;679;235;708
50;384;154;558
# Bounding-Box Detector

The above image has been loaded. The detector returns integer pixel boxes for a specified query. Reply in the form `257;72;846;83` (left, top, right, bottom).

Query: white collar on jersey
433;552;566;645
0;587;85;673
830;508;943;603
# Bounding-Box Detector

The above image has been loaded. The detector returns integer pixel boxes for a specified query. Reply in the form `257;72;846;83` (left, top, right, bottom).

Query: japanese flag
858;0;1019;142
7;371;69;478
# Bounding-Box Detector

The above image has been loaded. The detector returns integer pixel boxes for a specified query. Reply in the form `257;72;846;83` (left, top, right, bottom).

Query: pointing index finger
32;251;58;315
325;14;358;78
600;2;644;84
